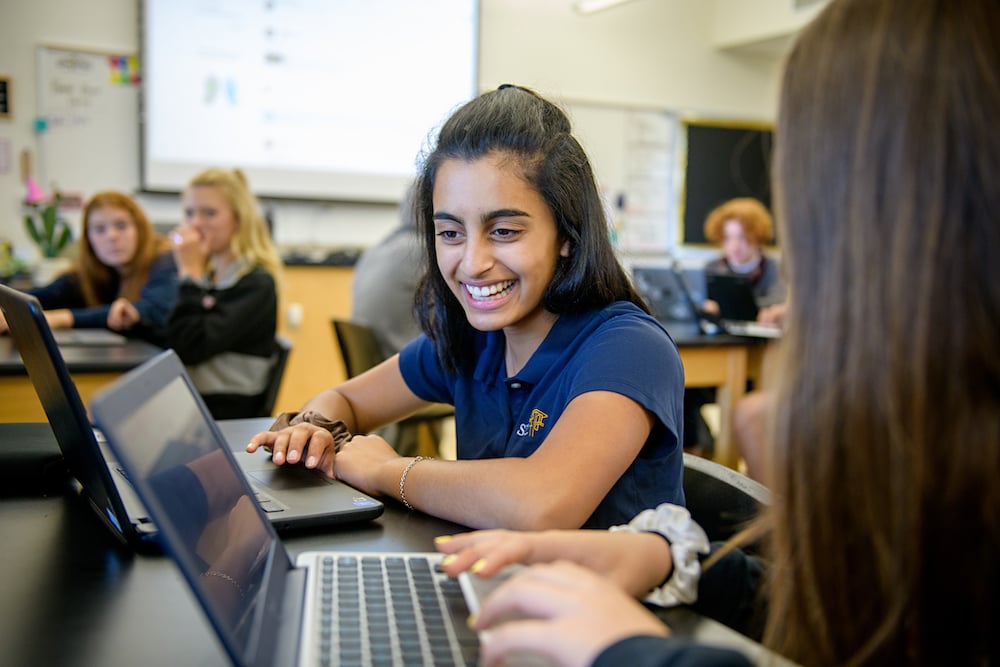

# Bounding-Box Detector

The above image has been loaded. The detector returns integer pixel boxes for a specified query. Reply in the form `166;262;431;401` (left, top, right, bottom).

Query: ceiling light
572;0;635;16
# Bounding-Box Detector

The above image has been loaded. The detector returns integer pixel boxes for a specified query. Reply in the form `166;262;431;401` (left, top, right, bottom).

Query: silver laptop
0;285;382;550
51;328;127;345
90;366;481;667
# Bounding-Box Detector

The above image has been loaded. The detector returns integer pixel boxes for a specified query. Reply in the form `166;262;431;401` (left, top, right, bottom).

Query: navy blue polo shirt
398;301;685;528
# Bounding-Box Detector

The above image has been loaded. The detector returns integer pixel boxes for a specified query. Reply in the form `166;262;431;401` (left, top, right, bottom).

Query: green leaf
24;214;44;245
54;226;72;255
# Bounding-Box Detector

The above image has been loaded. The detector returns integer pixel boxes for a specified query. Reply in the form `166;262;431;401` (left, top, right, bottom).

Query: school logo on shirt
516;408;549;437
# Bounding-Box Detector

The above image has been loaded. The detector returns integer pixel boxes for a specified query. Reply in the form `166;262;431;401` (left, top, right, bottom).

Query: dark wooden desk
0;335;162;422
0;421;778;667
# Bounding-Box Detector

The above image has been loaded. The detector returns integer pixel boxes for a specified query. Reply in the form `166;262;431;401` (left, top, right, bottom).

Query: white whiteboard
564;100;680;252
35;45;140;201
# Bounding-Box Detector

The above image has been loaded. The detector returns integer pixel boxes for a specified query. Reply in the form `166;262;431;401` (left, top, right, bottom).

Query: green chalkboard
681;120;774;245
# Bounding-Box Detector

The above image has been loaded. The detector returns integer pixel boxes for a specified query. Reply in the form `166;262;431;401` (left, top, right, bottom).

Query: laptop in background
634;264;724;336
90;367;480;667
704;272;782;339
632;266;697;324
0;285;383;550
51;329;127;346
706;273;760;322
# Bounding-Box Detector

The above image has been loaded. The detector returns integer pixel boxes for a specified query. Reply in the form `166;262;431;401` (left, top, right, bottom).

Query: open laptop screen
92;355;291;665
706;273;760;322
0;285;134;538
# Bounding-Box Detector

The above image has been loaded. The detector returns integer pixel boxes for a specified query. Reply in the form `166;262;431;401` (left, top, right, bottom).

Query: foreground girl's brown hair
764;0;1000;664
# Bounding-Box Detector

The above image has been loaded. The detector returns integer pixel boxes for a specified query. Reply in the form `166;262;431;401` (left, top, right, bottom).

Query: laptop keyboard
304;554;479;667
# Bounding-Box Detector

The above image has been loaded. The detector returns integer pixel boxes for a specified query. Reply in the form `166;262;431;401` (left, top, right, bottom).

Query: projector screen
141;0;479;202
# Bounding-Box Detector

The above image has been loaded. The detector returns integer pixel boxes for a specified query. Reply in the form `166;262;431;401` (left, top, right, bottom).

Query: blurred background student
167;167;283;419
685;197;786;456
0;190;177;344
350;182;448;456
700;197;784;319
351;181;422;361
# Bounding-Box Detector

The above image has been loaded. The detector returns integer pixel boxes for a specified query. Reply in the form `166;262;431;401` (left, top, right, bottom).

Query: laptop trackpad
246;467;334;490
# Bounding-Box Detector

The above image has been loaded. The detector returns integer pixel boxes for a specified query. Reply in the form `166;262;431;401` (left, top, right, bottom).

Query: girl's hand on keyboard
435;529;673;600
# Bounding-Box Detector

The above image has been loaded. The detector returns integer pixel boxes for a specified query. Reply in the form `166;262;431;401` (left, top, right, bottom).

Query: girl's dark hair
413;85;648;371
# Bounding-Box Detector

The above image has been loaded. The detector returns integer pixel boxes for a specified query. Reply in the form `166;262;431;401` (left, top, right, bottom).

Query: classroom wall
0;0;804;264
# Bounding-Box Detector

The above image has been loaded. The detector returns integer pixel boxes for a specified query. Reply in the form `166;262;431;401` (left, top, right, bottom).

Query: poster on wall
34;45;140;198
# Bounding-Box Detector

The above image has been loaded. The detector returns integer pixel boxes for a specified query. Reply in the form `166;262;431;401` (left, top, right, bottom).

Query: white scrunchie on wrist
610;503;710;607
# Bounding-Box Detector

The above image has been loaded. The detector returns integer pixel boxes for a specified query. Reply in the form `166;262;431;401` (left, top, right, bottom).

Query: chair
682;452;771;544
332;319;389;379
256;335;293;418
331;319;454;456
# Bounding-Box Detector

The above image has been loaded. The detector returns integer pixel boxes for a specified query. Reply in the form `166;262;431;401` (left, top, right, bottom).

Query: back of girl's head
413;85;646;369
702;197;774;246
765;0;1000;663
78;191;163;304
187;167;282;282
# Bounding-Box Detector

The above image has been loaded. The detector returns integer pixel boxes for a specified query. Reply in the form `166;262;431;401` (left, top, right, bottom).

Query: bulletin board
679;119;774;246
34;45;140;199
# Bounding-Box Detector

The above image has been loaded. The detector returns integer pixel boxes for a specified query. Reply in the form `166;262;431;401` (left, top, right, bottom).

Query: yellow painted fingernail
434;535;453;544
466;613;478;629
441;554;457;566
470;558;487;573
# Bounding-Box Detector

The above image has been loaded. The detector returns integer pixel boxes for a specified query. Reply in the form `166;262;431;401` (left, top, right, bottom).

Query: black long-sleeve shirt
593;545;767;667
167;265;277;419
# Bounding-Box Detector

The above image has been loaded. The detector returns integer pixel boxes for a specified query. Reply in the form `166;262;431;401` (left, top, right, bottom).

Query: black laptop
90;361;482;667
705;272;760;322
0;285;382;549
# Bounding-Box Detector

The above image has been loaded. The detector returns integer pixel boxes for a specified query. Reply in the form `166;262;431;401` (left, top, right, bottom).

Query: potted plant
24;192;72;258
23;178;74;283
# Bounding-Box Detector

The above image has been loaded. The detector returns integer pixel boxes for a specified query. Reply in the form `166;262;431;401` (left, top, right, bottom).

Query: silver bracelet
202;569;246;599
399;456;430;511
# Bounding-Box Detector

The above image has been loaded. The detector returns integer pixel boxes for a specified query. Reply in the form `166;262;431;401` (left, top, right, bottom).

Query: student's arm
131;252;179;334
436;528;674;598
334;388;654;530
246;355;435;474
248;354;654;529
28;273;98;329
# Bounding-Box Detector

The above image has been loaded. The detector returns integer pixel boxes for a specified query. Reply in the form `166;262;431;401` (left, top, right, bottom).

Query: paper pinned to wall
563;101;679;253
35;44;139;199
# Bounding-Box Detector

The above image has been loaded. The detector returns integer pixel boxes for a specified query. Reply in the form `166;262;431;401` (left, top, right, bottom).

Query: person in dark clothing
1;191;177;344
435;1;1000;665
167;168;283;419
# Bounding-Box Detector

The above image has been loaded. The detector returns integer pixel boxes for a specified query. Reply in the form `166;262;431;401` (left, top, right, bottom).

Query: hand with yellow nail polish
434;528;672;600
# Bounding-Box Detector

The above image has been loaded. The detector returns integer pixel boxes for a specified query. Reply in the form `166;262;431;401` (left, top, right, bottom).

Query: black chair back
682;453;770;544
256;335;293;417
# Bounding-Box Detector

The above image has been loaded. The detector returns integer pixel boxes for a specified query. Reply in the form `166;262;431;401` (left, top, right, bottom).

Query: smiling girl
249;86;686;530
